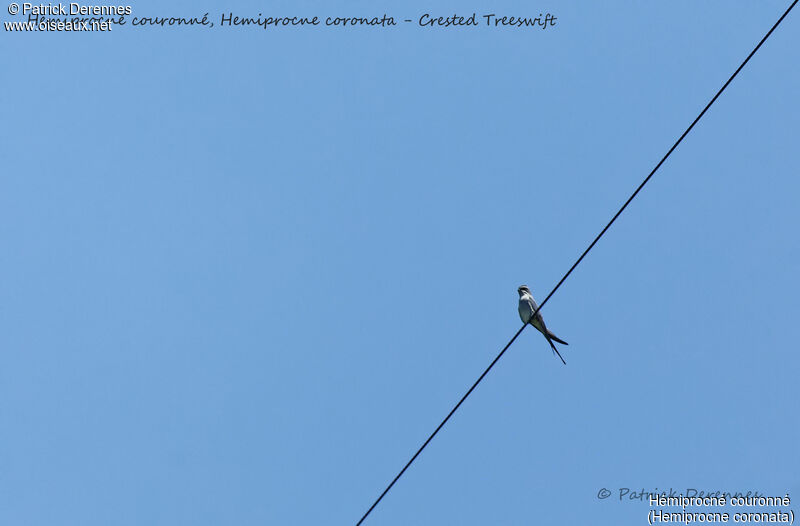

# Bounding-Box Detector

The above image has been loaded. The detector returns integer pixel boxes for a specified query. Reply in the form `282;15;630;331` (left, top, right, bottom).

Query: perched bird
517;285;569;364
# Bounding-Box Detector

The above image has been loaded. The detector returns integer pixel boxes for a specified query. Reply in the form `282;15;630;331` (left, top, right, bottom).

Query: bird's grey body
517;285;568;364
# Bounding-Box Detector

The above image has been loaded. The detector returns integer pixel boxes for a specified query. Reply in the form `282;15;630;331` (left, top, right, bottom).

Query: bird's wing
528;297;546;326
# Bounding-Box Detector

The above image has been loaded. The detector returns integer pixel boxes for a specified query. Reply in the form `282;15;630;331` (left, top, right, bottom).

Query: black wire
356;2;798;524
356;322;528;526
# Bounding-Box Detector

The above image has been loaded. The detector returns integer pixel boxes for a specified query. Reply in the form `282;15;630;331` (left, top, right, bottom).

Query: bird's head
517;285;530;296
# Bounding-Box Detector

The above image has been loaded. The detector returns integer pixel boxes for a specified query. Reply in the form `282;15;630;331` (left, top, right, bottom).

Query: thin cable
532;0;798;317
356;322;528;526
356;2;797;524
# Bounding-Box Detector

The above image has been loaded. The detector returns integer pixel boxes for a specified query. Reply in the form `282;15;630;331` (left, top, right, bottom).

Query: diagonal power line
356;1;798;524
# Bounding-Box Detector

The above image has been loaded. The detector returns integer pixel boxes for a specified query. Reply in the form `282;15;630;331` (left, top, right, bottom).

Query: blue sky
2;1;799;524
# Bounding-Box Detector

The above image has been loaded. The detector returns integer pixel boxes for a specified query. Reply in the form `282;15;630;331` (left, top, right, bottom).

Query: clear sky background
2;1;799;524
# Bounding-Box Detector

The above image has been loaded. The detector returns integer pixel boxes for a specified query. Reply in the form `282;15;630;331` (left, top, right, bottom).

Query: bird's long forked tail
547;338;567;365
547;330;568;346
